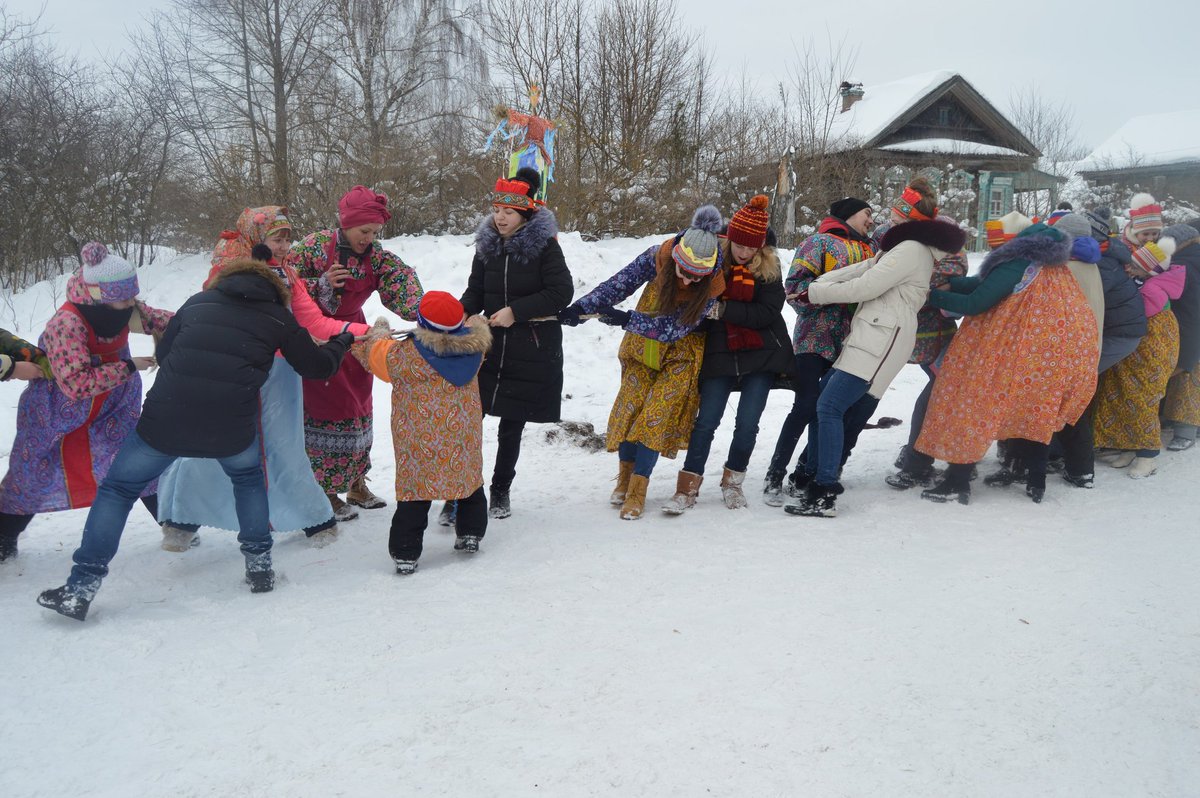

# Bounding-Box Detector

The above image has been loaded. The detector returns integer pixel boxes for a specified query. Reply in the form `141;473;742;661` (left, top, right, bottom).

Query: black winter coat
1097;239;1148;341
461;210;574;422
1170;239;1200;369
138;260;352;458
699;249;795;382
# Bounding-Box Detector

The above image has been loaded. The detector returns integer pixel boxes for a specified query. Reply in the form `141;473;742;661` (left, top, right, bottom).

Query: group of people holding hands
3;168;1197;621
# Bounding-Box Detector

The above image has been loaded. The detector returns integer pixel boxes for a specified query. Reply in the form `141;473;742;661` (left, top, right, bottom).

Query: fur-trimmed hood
413;315;493;356
879;219;968;255
978;226;1071;279
211;258;291;305
412;315;492;387
475;208;559;263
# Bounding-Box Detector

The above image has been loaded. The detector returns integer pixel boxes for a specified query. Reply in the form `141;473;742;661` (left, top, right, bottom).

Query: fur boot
620;474;649;520
661;470;703;515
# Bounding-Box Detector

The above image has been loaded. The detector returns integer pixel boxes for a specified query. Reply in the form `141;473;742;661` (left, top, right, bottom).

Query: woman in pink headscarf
287;186;424;521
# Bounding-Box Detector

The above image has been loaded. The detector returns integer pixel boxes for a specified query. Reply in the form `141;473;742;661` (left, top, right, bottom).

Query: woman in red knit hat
287;186;424;521
661;195;794;513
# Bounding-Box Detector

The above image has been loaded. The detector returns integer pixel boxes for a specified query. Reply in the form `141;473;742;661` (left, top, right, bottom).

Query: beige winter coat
1066;259;1105;352
808;238;949;398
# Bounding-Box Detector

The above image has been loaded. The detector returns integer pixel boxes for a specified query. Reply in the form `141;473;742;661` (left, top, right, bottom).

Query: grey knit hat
672;205;723;276
1161;223;1199;244
1084;208;1112;242
1054;213;1092;240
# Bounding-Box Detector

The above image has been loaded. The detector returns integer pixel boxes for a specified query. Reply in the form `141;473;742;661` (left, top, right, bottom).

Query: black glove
330;332;355;350
557;304;586;327
596;305;631;327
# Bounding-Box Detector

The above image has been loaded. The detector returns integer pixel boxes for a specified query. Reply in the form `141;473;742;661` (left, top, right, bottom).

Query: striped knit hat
1129;238;1176;276
984;211;1032;249
80;242;139;303
1128;193;1164;234
727;195;770;248
672;205;723;277
1085;208;1112;242
417;291;466;332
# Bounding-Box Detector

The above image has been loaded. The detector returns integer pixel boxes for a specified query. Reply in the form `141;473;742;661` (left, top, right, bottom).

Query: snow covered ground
2;233;1198;797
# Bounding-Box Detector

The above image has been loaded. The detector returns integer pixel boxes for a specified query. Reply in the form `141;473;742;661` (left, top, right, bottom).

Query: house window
938;105;951;126
989;188;1005;217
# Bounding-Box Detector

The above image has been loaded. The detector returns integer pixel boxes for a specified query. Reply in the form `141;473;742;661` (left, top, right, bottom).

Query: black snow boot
885;465;935;490
454;535;481;553
784;469;813;498
922;464;973;505
1025;468;1047;504
37;585;91;621
437;500;457;527
245;569;276;593
762;473;785;507
1061;472;1094;489
784;481;843;518
394;559;419;575
488;487;511;520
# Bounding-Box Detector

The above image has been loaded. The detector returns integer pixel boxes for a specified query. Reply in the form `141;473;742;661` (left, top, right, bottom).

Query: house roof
877;139;1027;158
1078;110;1200;173
826;71;1038;157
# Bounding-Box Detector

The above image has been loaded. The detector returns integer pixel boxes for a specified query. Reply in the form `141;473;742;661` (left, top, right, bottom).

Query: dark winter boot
922;464;973;505
0;529;19;562
245;569;276;593
784;481;842;518
1025;467;1047;504
984;450;1026;487
453;535;481;553
885;465;935;490
762;472;785;507
488;487;511;520
893;445;909;470
437;501;457;527
37;585;92;621
394;559;419;576
1061;472;1094;489
784;469;813;499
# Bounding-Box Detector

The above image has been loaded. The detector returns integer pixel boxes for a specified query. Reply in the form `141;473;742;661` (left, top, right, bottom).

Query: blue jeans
682;371;775;474
617;441;660;478
811;369;871;487
68;431;271;597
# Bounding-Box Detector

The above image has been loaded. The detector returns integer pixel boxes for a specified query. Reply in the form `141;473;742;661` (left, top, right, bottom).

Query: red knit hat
339;186;392;228
417;291;465;332
727;195;770;248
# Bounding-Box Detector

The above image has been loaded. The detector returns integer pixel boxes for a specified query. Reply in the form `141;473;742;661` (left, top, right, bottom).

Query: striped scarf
722;261;763;351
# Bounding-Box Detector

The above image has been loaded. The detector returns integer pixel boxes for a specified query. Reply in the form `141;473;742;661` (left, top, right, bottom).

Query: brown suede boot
720;468;747;509
610;460;635;506
620;475;650;520
347;476;387;509
661;470;703;515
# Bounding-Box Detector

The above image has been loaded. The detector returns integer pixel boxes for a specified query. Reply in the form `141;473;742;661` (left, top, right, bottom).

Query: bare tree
1007;83;1089;177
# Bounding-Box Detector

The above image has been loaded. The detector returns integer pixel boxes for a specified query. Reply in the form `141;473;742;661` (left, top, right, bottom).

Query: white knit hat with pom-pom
80;242;139;302
1127;192;1164;234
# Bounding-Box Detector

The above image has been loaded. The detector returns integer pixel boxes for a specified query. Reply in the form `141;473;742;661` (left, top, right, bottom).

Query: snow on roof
1079;110;1200;171
827;70;957;149
877;138;1026;158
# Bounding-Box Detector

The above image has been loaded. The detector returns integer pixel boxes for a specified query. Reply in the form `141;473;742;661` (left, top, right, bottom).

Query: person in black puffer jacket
662;195;794;513
38;257;353;621
460;168;574;519
1089;207;1147;372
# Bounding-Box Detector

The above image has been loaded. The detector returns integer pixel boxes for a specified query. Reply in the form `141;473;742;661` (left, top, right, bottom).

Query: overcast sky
7;0;1199;150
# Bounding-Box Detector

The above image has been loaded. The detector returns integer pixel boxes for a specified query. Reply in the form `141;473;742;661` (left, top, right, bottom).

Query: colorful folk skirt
1162;368;1200;428
304;413;374;494
916;267;1099;464
1094;310;1179;450
0;371;151;514
606;331;706;459
157;358;334;532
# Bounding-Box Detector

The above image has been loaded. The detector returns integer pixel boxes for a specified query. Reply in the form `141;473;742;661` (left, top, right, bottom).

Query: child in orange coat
352;292;493;574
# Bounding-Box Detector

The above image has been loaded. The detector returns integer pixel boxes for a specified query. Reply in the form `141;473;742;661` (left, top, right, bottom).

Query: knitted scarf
722;261;762;351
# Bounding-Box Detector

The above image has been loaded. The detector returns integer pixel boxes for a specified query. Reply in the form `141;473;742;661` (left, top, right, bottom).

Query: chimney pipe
839;81;864;112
